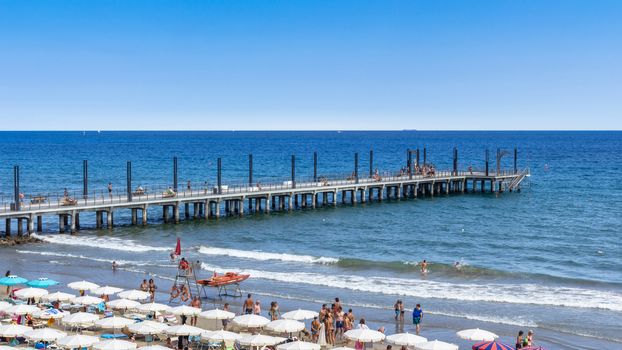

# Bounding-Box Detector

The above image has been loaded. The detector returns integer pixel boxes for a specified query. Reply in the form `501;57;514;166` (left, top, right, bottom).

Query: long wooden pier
0;149;529;236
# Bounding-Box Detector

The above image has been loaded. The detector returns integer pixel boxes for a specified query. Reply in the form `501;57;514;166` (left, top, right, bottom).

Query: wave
200;262;622;312
32;233;169;252
197;246;339;264
16;250;176;268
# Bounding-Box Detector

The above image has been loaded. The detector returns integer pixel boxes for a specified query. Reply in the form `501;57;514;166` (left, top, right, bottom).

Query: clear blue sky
0;0;620;130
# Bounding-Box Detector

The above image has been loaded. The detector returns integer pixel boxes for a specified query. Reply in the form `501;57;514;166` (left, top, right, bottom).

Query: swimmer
453;261;462;270
112;261;118;271
420;260;428;274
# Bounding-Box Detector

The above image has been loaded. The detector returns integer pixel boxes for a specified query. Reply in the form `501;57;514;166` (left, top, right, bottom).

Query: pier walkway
1;167;529;236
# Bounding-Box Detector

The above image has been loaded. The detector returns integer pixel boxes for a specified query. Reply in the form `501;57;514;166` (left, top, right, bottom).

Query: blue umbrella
0;275;28;286
26;277;60;288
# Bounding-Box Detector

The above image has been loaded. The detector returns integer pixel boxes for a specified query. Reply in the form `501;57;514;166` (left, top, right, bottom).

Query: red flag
174;238;181;256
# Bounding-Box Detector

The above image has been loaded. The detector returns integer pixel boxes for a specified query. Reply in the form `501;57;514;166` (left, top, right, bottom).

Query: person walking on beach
412;304;423;335
515;330;524;349
148;279;157;302
243;294;254;314
190;296;201;326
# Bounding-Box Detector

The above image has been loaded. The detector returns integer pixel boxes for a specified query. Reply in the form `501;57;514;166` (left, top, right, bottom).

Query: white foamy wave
32;234;169;252
16;250;158;266
198;246;339;264
200;263;622;312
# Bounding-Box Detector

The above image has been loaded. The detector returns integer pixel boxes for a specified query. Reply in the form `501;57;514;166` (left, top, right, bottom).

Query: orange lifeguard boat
198;272;250;287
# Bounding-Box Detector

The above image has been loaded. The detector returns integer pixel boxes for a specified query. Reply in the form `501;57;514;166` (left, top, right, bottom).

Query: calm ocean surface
1;131;621;349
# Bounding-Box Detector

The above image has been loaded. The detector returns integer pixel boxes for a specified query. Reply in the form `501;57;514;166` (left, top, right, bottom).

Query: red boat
197;272;250;287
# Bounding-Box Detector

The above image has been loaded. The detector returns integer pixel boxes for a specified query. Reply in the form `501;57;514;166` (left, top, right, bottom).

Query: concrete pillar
27;215;34;235
63;215;69;228
70;212;76;233
193;203;199;219
17;218;23;236
107;210;113;229
397;185;402;199
185;203;190;219
239;199;244;215
311;194;316;209
163;206;170;223
75;213;80;229
446;181;450;195
96;211;102;228
142;205;148;225
352;190;357;204
174;204;180;223
36;215;42;232
265;196;271;213
491;180;496;193
215;201;221;217
288;195;293;211
59;215;65;233
132;209;138;225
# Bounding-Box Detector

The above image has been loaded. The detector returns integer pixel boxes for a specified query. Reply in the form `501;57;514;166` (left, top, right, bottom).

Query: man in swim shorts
412;304;423;335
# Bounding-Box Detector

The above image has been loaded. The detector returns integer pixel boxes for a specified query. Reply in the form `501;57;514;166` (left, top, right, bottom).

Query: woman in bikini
148;279;157;302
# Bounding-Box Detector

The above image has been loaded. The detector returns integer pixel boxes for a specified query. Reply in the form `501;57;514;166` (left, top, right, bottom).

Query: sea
1;131;621;350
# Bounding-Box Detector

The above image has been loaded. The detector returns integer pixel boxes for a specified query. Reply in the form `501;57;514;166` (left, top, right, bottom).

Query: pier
0;148;529;236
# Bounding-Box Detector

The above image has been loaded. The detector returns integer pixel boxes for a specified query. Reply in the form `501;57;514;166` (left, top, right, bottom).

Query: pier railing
0;168;518;213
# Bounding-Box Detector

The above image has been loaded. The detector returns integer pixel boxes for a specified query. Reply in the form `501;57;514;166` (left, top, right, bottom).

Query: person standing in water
412;304;423;335
420;260;428;273
243;294;254;314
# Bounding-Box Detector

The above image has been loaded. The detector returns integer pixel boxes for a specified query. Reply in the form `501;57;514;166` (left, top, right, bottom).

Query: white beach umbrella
200;329;242;342
24;328;67;342
165;324;205;336
68;280;100;291
456;328;499;341
276;341;320;350
95;316;136;329
118;290;150;301
0;324;33;337
93;286;124;295
343;328;385;343
331;347;355;350
414;340;459;350
265;319;306;333
281;309;319;321
57;334;100;348
386;333;428;346
128;320;169;335
138;302;171;313
237;334;282;347
198;308;235;320
72;295;105;305
14;287;49;299
62;311;99;326
4;304;39;315
33;308;70;319
0;301;11;311
138;346;173;350
232;314;270;328
93;339;137;350
107;299;141;310
43;291;75;302
169;305;201;316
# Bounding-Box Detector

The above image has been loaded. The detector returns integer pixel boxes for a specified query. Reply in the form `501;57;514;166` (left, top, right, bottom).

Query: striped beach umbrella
472;341;515;350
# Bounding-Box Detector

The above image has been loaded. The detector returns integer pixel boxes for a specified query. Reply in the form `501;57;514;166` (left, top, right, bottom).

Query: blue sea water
1;131;621;349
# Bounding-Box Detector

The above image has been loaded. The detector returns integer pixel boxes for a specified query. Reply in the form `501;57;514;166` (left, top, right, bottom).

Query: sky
0;0;620;130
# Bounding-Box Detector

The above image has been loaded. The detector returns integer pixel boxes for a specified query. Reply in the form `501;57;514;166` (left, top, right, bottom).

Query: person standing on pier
108;183;113;199
187;180;191;192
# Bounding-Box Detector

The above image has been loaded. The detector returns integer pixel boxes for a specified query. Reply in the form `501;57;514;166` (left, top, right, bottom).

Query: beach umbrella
0;324;33;337
200;329;242;342
265;319;306;333
137;302;171;313
237;334;282;347
95;316;136;329
414;340;459;350
68;280;100;291
107;298;141;310
281;309;318;321
26;277;59;288
24;328;67;342
0;301;11;311
93;339;137;350
169;305;201;316
14;287;49;299
165;324;205;336
344;328;385;343
138;346;172;350
72;295;105;305
62;311;99;326
386;333;428;346
276;341;320;350
472;341;515;350
93;286;124;295
118;290;150;301
198;308;235;320
33;308;70;319
458;329;499;342
57;334;100;348
128;320;169;335
43;291;75;302
232;314;270;328
4;304;39;315
0;275;28;286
